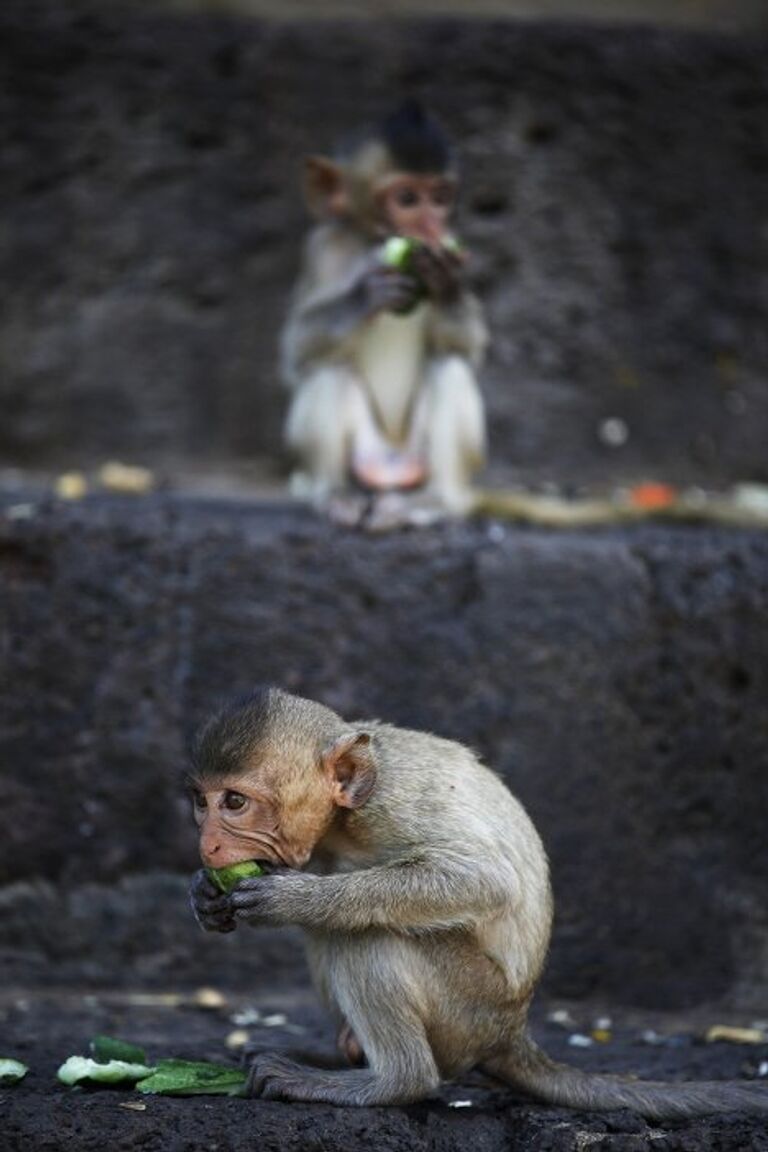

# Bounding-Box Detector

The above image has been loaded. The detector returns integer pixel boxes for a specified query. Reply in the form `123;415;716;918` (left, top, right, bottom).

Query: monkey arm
281;267;420;384
229;849;514;933
425;292;489;371
281;223;428;384
281;273;368;383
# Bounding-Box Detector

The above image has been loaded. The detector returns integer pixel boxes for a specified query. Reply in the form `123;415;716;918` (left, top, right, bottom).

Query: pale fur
198;690;768;1116
280;221;488;509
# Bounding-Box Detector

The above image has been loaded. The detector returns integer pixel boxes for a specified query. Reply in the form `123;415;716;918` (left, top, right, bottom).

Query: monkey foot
247;1052;312;1101
351;450;427;492
337;1021;367;1067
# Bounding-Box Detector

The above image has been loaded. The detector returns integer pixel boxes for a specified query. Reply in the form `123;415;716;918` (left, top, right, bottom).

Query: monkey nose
200;840;222;867
417;221;445;247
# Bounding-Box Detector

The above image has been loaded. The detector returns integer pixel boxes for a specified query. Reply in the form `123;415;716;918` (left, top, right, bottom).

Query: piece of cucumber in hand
206;860;264;894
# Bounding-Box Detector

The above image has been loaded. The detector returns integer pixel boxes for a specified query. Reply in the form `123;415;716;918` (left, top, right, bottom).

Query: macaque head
188;689;376;871
304;101;457;246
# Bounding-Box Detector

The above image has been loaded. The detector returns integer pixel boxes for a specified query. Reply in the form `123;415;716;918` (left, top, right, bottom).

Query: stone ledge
2;493;768;1009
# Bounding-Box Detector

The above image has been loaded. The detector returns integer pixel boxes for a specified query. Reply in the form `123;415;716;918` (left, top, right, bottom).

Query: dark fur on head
191;688;274;781
191;688;346;782
379;100;453;173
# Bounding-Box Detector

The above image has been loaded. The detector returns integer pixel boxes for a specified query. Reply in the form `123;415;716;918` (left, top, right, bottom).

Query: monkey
188;688;768;1117
280;102;488;525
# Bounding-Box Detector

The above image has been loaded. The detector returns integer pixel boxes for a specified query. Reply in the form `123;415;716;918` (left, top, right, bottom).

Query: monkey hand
229;869;308;927
358;260;421;318
410;243;464;304
189;869;237;934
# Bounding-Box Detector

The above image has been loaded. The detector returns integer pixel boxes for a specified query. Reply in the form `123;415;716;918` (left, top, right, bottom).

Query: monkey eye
223;790;247;812
395;186;419;209
191;789;207;811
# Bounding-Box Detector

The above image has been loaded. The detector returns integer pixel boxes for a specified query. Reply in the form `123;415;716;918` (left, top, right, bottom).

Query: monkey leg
284;366;374;503
248;936;441;1105
409;354;487;513
247;1016;439;1106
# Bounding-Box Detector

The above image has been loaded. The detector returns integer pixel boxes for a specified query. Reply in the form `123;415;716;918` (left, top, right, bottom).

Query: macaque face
376;172;456;246
191;780;285;869
188;729;375;873
190;766;341;872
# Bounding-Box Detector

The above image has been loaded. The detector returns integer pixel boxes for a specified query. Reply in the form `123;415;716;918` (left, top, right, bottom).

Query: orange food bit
629;483;677;509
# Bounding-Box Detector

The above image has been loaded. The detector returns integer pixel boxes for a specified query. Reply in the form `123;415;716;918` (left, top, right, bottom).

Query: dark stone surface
2;493;768;1013
1;1;767;487
3;988;768;1152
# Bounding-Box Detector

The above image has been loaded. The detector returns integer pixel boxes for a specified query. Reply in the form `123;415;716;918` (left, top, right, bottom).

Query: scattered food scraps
57;1056;155;1087
734;484;768;514
447;1100;474;1108
91;1036;147;1065
123;993;183;1008
55;472;88;501
192;988;227;1011
231;1008;262;1027
597;417;629;448
98;462;154;495
225;1030;250;1050
5;503;36;520
568;1034;594;1048
629;483;677;510
0;1059;28;1085
705;1025;766;1045
136;1060;247;1097
119;1102;148;1111
262;1014;288;1028
57;1037;249;1098
547;1009;577;1030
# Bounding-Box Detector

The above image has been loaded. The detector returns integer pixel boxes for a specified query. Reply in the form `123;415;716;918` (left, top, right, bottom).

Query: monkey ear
304;155;350;219
323;731;376;809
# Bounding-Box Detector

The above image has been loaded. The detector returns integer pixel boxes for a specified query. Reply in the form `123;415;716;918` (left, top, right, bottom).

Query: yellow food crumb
55;472;88;500
98;461;154;494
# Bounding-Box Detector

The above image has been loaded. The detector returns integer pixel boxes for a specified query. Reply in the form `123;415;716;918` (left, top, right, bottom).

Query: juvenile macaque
281;102;488;523
188;688;768;1117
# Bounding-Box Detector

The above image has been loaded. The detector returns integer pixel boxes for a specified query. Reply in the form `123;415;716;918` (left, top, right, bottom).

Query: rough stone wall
2;496;767;1010
1;1;767;487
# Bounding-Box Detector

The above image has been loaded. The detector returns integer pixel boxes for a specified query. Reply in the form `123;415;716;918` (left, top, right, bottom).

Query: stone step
2;493;767;1009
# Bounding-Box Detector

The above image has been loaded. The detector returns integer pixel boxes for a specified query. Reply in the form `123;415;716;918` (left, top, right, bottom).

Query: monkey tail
485;1035;768;1121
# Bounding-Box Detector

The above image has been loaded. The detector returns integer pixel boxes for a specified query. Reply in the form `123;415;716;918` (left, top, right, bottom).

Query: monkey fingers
229;875;282;925
189;870;236;933
366;269;421;316
192;901;236;933
411;246;462;303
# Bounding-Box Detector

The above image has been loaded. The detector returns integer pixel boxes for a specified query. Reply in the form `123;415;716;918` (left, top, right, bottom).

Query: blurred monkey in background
280;102;488;525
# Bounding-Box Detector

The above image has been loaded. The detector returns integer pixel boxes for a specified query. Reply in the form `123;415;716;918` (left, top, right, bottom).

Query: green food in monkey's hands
381;234;463;273
380;235;465;313
206;860;264;894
